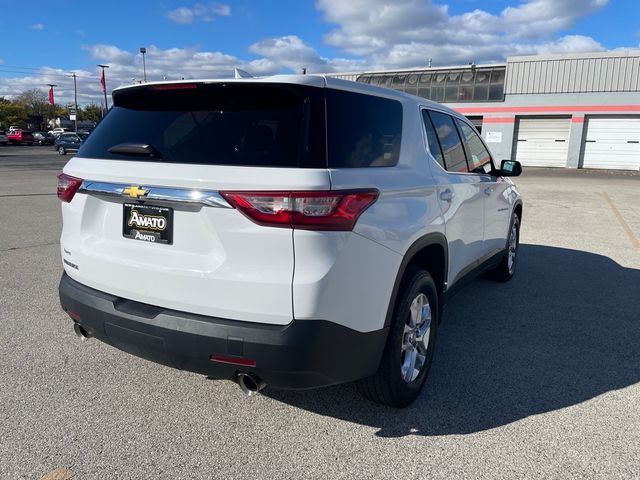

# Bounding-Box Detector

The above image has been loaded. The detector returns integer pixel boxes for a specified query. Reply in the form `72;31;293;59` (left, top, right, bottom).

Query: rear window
78;83;326;168
78;83;403;169
326;89;402;168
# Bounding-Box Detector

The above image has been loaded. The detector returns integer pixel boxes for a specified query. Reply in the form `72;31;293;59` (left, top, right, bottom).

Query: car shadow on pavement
266;244;640;437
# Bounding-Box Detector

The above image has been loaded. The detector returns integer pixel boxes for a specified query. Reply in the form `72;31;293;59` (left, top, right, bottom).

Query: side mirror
497;159;522;177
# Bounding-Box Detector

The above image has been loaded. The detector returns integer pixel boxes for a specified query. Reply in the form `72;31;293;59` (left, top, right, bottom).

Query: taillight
57;173;83;203
220;190;379;231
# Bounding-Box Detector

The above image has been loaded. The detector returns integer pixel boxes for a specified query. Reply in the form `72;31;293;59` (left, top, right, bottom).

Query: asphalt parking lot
1;145;639;479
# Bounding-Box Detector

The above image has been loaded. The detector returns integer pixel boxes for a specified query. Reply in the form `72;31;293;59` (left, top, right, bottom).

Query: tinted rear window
326;89;402;167
78;83;326;168
428;111;468;173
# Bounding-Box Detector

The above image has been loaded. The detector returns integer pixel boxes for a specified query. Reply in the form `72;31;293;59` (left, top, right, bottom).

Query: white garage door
515;118;571;167
582;118;640;171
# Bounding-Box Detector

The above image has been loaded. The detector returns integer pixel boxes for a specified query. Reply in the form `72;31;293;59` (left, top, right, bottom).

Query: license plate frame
123;203;173;245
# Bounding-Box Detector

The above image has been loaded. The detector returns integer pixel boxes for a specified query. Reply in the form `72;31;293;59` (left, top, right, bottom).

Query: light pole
47;84;57;129
69;73;79;132
97;64;110;117
139;47;147;82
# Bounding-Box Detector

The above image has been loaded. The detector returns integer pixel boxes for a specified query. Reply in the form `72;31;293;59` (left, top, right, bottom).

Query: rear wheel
486;215;520;282
358;268;438;407
58;146;66;155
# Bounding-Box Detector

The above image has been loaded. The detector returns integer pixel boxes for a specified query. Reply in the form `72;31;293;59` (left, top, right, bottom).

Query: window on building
406;74;419;95
356;67;506;103
489;69;505;100
433;72;447;102
392;74;407;89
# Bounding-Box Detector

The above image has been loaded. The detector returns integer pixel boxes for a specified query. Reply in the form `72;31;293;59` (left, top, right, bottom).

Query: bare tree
14;88;50;118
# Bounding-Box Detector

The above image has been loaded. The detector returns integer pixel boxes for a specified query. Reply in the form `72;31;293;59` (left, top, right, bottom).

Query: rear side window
78;83;326;168
326;89;402;168
428;111;468;173
456;119;493;174
421;110;445;169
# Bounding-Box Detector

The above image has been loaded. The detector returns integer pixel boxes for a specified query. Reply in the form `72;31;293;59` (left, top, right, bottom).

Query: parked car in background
7;129;34;145
48;127;69;136
0;131;8;145
33;132;55;145
54;132;83;155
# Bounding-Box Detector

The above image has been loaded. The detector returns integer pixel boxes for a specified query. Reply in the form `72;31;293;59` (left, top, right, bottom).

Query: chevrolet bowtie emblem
122;185;149;199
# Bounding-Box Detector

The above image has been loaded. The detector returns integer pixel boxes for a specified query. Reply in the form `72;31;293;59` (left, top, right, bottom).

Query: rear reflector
220;190;378;231
210;355;257;367
57;173;83;203
65;309;81;322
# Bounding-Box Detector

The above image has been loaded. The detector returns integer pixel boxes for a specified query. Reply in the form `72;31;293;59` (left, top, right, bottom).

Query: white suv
57;76;522;407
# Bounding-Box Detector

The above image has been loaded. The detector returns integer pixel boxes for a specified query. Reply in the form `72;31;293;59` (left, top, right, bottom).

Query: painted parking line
603;192;640;248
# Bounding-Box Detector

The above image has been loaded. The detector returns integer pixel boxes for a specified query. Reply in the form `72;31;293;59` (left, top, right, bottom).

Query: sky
0;0;637;106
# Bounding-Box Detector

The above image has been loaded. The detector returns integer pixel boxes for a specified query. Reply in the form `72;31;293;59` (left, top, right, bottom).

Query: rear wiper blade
108;143;161;157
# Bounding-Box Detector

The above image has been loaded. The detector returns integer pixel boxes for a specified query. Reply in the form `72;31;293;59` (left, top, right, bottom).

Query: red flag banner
100;69;106;94
48;87;54;105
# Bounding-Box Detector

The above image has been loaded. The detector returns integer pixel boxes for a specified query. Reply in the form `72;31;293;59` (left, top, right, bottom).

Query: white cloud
166;3;230;24
317;0;608;66
82;44;135;65
248;35;364;73
0;0;620;105
27;23;45;30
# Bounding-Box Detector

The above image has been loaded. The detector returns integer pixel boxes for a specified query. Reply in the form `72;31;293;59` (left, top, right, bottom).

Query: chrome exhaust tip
73;323;92;341
237;373;266;396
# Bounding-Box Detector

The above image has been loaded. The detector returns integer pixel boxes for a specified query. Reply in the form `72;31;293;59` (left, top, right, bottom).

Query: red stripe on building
482;117;516;123
455;105;640;114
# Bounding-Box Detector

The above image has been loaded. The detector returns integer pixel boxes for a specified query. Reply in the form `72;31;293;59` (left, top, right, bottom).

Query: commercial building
328;50;640;170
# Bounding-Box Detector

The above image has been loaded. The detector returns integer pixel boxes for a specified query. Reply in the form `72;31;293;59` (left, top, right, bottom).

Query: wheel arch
384;233;448;327
513;199;523;222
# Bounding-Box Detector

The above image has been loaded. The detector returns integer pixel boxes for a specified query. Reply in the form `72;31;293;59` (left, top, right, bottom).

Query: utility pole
47;84;57;129
140;47;147;82
69;73;79;132
98;64;110;116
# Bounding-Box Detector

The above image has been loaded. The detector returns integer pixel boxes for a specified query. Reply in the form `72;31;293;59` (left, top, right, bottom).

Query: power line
0;65;101;80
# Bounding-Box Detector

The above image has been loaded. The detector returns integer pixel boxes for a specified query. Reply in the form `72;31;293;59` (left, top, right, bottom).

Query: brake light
57;173;83;202
220;190;379;231
151;83;199;91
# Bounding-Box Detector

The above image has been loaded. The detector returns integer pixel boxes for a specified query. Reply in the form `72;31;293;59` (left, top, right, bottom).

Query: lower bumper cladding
58;273;388;390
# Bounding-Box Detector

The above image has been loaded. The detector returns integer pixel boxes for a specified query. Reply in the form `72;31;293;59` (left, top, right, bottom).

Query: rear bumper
59;273;388;389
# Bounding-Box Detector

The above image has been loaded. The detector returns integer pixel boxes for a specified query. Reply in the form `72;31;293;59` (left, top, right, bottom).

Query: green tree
81;103;103;123
55;105;70;118
0;97;28;129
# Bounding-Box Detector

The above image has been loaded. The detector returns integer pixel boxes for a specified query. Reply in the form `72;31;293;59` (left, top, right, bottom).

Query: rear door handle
484;187;494;196
440;189;454;202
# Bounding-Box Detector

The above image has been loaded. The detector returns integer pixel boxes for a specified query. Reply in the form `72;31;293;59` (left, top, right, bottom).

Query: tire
486;214;520;282
58;146;66;155
358;268;439;408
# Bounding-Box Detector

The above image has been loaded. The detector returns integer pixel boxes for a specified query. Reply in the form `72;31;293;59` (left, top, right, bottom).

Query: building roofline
507;49;640;63
323;49;640;78
323;63;506;77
